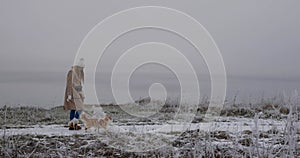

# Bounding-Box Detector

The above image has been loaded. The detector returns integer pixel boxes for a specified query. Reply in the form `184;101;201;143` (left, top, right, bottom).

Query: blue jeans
70;110;81;121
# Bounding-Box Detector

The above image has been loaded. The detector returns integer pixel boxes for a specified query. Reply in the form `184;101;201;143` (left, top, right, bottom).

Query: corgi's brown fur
80;112;112;131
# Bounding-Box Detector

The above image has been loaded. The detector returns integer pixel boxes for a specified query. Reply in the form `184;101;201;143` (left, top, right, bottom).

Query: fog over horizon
1;1;300;106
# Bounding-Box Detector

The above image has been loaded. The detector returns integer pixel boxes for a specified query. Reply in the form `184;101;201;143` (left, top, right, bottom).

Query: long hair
72;66;84;83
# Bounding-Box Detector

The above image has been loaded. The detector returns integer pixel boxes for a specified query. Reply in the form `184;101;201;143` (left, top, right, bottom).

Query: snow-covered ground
0;116;289;136
2;116;298;154
1;124;86;136
1;104;299;157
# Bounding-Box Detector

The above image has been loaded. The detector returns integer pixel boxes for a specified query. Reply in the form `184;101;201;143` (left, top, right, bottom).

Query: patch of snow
0;124;87;136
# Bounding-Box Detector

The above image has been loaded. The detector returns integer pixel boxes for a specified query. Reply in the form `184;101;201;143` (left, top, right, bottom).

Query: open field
0;101;299;157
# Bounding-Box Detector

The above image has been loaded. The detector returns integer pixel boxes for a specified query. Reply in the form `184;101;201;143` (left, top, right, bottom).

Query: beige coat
64;66;85;110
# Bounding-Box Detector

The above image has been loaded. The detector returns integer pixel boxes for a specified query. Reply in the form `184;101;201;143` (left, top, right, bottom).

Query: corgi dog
80;112;112;131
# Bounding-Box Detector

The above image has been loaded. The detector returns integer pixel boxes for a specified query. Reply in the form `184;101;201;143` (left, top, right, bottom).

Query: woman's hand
67;95;72;102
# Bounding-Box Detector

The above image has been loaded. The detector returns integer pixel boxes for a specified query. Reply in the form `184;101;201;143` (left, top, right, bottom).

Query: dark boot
69;123;75;130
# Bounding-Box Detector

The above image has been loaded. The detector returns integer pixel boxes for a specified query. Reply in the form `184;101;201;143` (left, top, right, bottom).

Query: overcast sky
1;0;299;79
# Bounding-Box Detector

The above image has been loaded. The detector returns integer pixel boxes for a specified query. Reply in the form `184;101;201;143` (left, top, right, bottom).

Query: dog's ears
79;112;85;119
107;114;112;119
80;112;86;116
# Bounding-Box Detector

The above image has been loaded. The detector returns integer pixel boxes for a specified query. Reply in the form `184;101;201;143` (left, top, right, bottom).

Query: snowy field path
1;116;299;157
1;117;291;137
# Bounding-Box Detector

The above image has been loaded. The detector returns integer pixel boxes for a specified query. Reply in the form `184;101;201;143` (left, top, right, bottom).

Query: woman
64;58;85;130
